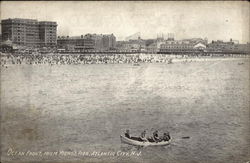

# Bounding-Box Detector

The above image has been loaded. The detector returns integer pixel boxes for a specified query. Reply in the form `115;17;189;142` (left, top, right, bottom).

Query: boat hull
120;135;170;147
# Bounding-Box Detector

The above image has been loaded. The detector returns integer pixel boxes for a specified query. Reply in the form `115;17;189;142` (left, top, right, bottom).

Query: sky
1;1;249;43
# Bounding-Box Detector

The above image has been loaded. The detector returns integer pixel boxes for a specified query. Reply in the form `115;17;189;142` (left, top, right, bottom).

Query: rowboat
120;135;170;147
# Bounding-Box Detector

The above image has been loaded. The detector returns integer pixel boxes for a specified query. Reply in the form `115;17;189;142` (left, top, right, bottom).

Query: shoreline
1;58;249;68
1;53;249;67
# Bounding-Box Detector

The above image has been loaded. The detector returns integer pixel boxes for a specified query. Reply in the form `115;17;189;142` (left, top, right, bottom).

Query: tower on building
167;33;174;41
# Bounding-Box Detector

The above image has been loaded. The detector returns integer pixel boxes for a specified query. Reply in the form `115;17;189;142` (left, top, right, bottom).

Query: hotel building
1;18;57;47
39;21;57;47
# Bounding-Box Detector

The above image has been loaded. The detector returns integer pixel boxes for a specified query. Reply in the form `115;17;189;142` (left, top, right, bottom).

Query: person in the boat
139;130;148;142
161;132;171;141
125;129;131;138
153;130;160;142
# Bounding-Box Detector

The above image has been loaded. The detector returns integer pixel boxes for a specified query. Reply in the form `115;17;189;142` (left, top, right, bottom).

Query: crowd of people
0;53;176;66
1;52;248;67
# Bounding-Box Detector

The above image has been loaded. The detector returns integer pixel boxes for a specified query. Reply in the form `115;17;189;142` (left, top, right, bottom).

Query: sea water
1;58;249;163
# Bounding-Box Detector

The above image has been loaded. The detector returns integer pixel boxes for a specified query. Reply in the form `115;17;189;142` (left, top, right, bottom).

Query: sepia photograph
0;1;249;163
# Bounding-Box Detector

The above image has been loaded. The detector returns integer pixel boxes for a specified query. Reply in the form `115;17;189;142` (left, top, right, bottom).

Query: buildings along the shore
1;18;57;48
0;18;249;55
57;34;116;52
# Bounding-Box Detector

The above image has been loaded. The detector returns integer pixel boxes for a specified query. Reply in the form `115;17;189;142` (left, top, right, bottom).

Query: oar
165;136;191;147
181;136;190;139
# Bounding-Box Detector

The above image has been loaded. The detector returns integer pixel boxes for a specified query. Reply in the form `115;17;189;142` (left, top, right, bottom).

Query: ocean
1;58;249;163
